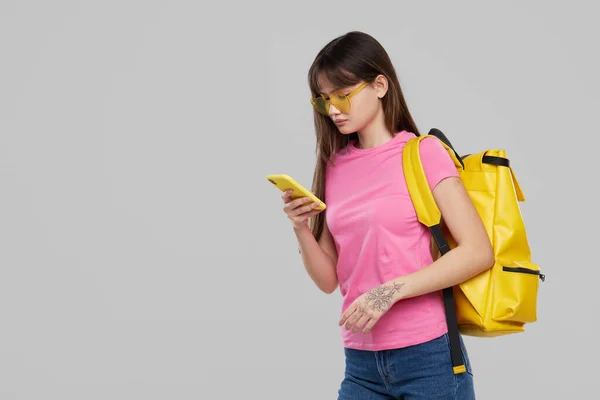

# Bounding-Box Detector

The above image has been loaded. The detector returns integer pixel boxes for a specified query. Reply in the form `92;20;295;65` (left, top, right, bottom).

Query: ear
373;75;388;99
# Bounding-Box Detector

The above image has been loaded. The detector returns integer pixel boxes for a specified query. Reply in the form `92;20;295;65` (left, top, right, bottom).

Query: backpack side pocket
491;261;544;324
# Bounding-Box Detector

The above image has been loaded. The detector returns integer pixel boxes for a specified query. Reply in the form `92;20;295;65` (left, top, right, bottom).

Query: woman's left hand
339;281;405;334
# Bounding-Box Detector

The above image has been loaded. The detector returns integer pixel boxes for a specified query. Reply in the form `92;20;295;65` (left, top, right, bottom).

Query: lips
334;119;348;125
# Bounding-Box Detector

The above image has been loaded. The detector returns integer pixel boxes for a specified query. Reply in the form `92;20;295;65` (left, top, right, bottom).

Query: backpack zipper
502;266;546;282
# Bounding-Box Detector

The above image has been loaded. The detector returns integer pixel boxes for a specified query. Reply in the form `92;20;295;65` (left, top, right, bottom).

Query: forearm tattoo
360;282;405;313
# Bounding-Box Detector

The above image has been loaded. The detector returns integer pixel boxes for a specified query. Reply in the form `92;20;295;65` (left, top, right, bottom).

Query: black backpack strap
428;128;465;169
427;128;467;375
430;225;467;375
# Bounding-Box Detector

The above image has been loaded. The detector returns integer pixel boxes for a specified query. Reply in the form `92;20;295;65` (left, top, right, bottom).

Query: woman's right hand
282;190;323;230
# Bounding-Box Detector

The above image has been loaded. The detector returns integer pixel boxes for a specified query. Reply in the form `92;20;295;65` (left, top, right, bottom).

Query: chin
336;124;356;135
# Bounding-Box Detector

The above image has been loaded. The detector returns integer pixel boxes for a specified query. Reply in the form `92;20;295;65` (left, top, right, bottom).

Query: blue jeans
338;333;475;399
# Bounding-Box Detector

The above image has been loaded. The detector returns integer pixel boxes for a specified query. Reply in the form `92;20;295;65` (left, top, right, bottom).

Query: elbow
319;279;338;294
478;241;495;272
481;251;495;271
463;239;494;274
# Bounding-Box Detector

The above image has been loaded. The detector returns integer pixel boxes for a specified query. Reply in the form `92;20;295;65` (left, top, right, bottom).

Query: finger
304;208;323;218
352;314;372;334
284;196;312;212
339;305;357;326
281;190;293;202
346;310;365;331
290;209;322;228
361;318;378;335
290;201;321;217
287;198;318;216
344;310;363;331
292;197;314;209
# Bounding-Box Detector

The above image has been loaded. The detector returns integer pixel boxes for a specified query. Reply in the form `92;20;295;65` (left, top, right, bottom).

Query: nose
328;103;341;116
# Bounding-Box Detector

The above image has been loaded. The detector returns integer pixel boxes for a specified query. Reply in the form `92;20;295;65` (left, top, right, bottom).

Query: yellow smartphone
266;174;326;211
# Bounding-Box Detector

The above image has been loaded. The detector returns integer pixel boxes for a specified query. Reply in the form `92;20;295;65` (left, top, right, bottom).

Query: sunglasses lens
311;97;329;116
331;94;350;114
311;94;351;116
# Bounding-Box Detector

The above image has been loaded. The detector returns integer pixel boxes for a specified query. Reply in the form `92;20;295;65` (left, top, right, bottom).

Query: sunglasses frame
310;81;372;116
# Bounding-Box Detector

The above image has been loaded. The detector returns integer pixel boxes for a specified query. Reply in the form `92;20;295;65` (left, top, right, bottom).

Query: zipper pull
539;273;546;282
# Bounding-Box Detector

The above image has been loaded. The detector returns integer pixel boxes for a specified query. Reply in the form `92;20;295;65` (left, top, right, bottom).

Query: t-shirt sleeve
419;137;460;191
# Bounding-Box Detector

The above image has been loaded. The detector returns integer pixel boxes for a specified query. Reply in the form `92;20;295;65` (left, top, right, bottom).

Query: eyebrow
318;86;345;96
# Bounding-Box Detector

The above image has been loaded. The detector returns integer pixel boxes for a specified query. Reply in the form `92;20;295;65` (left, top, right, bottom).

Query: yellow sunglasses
310;81;371;116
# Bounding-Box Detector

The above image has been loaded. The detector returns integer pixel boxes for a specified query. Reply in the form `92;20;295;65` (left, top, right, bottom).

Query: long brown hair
307;31;421;241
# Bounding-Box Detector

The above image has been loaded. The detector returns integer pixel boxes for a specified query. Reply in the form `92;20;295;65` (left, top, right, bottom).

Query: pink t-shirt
325;130;459;351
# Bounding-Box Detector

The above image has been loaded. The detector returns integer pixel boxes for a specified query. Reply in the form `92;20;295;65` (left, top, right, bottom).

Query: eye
334;88;352;97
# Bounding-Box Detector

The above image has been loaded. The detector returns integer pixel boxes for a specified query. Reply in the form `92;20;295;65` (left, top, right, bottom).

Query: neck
355;108;393;149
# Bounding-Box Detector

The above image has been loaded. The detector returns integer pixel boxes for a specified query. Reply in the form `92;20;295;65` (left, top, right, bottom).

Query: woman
281;31;494;399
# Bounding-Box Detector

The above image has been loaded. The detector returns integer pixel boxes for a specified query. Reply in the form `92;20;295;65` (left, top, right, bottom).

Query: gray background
1;1;597;399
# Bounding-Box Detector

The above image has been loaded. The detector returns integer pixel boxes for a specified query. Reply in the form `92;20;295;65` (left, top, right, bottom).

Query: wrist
293;224;311;236
386;279;407;304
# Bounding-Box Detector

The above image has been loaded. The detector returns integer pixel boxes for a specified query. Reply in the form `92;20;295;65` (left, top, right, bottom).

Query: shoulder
401;133;453;166
417;136;449;158
416;136;460;189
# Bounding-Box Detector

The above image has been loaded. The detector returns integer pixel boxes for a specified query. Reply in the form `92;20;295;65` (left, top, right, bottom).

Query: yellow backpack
402;128;545;374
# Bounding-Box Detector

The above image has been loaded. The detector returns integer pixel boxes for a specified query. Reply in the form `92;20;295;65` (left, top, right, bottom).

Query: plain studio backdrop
1;1;597;399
